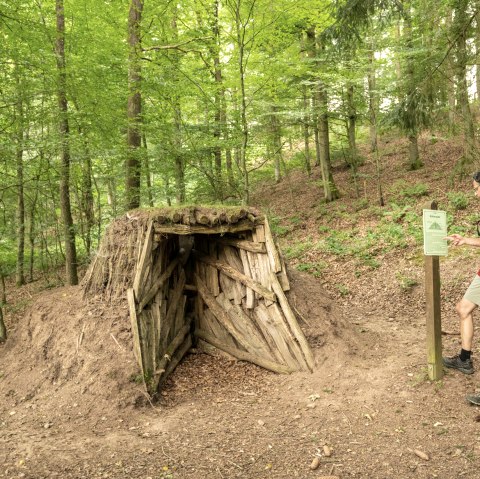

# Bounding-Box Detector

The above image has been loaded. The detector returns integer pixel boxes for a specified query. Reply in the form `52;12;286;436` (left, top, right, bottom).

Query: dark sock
460;349;471;361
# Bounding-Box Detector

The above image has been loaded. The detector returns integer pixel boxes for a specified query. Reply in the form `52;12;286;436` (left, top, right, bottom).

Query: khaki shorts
464;274;480;305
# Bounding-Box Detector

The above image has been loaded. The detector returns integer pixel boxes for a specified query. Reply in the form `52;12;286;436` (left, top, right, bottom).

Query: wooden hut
82;207;314;395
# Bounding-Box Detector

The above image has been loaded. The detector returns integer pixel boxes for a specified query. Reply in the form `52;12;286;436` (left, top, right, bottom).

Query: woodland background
0;0;479;292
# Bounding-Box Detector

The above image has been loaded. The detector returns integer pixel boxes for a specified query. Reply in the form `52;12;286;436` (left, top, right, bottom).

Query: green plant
396;272;418;291
400;182;429;198
336;284;349;296
296;261;327;278
447;191;469;211
284;239;314;260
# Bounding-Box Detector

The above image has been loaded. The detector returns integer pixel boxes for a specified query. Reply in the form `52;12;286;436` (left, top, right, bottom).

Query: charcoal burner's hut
82;207;314;395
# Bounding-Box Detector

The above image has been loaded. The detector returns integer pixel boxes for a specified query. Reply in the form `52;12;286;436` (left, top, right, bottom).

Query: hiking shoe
443;355;474;375
466;393;480;405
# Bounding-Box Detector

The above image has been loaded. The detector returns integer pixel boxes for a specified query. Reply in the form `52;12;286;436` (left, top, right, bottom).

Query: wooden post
424;200;443;381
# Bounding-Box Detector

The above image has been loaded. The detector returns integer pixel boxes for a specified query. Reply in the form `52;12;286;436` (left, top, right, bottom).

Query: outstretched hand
445;234;466;246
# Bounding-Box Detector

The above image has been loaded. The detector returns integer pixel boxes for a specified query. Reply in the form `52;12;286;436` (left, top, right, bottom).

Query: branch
142;36;212;52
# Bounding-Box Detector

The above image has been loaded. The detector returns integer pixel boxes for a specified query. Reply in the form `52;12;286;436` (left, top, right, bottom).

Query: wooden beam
155;323;191;375
195;274;253;352
127;288;144;375
133;220;154;298
263;219;282;273
195;253;276;302
270;272;315;371
153;218;258;236
195;329;295;374
214;237;267;253
138;257;181;311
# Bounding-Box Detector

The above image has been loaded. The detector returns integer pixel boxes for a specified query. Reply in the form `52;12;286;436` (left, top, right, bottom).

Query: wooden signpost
423;201;445;381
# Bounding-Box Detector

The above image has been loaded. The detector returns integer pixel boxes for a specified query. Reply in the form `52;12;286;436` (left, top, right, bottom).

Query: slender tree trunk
454;0;476;164
403;0;422;170
446;9;457;133
346;83;357;162
367;42;378;153
171;11;186;204
302;85;312;175
55;0;78;285
233;1;250;204
0;306;6;343
270;106;283;183
476;3;480;101
126;0;143;210
142;133;154;207
15;64;25;286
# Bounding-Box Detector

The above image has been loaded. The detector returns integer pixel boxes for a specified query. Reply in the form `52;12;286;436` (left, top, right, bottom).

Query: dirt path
2;267;480;479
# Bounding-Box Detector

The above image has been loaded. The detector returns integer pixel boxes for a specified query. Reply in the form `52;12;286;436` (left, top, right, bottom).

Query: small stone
323;445;332;457
310;457;320;470
306;403;316;409
257;420;265;426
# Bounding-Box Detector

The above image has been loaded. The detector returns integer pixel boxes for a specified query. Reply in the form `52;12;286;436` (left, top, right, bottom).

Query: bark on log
215;237;266;253
196;253;276;302
270;272;314;371
195;329;294;374
264;219;282;273
127;288;144;374
153;219;256;236
133;220;154;298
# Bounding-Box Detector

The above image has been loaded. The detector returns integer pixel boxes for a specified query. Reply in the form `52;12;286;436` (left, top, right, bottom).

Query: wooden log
219;271;242;304
270;272;315;371
155;323;191;375
164;268;186;332
277;254;291;292
255;303;300;370
254;225;266;243
239;249;255;309
263;219;282;273
195;253;276;302
222;245;245;274
195;329;294;374
207;243;220;296
267;302;308;371
174;294;187;337
153;219;256;236
158;334;192;390
197;339;237;361
133;220;154;298
127;288;144;374
202;308;239;350
139;309;156;379
195;274;252;352
214;237;266;254
216;293;274;360
138;256;181;311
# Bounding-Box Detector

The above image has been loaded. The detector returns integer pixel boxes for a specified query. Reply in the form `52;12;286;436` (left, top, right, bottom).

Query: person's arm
445;234;480;247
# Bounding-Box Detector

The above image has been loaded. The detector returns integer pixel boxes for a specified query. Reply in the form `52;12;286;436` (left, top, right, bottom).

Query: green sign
423;209;448;256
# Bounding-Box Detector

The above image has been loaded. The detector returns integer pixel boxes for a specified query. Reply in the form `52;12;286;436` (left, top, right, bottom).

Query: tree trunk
126;0;143;210
346;82;357;162
0;306;6;343
454;0;476;164
446;9;457;133
14;63;25;286
142;133;154;207
302;85;312;175
55;0;78;286
270;106;283;183
476;3;480;102
403;0;422;170
367;42;378;153
232;0;250;204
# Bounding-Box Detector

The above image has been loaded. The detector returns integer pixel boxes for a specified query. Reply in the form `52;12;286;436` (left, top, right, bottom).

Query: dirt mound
0;269;355;417
0;287;141;422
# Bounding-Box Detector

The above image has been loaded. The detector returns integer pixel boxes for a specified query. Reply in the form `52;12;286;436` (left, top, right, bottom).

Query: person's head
473;172;480;197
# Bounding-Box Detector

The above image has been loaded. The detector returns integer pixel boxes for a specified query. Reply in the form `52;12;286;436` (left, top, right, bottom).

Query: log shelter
82;207;314;395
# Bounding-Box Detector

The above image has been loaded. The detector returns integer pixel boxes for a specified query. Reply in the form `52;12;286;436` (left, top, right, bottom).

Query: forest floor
3;134;480;478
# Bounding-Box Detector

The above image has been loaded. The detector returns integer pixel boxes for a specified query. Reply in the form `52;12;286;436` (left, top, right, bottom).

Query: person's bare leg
457;298;477;351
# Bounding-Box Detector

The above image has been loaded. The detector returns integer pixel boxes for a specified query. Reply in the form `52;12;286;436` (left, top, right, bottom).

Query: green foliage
296;261;327;278
447;192;469;211
396;272;418;291
284;239;314;260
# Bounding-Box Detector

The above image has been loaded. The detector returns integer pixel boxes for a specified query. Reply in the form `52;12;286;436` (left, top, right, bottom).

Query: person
444;171;480;405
